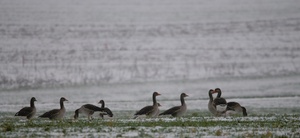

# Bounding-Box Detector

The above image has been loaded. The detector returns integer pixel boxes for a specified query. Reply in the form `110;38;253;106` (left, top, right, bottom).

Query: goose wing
135;105;154;115
226;102;240;111
39;109;60;118
15;107;34;116
159;106;180;116
83;104;104;112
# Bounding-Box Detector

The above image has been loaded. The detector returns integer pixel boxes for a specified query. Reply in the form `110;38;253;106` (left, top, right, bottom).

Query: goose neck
30;99;35;108
180;95;185;105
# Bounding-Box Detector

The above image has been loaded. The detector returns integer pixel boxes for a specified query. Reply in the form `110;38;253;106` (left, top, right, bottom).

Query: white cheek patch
216;104;227;112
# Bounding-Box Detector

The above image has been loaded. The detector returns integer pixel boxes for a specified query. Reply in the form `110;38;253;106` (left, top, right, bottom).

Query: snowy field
0;0;300;137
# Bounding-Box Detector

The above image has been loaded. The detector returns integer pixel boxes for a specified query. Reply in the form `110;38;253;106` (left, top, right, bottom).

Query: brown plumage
15;97;37;119
39;97;68;120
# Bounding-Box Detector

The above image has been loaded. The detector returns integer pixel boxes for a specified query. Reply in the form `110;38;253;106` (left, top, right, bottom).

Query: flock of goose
15;97;113;120
14;88;247;120
208;88;247;117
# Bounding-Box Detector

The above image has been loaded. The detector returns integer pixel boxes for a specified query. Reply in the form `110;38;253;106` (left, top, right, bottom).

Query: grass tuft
215;129;222;136
1;123;14;132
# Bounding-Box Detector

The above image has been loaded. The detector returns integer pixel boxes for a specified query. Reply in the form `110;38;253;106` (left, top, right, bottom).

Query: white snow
0;0;300;137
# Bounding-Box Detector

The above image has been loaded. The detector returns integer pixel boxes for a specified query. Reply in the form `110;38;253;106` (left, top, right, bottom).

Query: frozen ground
0;0;299;113
0;0;300;137
0;0;299;89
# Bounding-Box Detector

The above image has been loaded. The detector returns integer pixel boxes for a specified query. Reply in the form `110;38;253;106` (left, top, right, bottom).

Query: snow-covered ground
1;0;300;137
0;0;299;116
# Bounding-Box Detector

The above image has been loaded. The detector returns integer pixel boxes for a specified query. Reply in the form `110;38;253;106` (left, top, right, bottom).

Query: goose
134;92;161;118
213;88;228;114
215;88;247;116
154;103;162;117
208;89;218;116
39;97;68;120
15;97;37;119
98;100;113;119
74;102;113;120
226;102;248;116
159;93;188;117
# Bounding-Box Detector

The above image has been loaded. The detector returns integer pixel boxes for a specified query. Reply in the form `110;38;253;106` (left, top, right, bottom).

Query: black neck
217;90;222;98
180;95;185;105
152;94;157;106
101;102;105;108
60;100;64;109
30;99;35;108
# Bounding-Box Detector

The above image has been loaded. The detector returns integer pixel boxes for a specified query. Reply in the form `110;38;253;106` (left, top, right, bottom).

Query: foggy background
0;0;299;114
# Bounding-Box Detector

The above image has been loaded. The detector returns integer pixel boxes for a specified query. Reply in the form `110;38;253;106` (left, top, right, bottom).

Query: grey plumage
39;97;68;120
159;93;188;117
15;97;37;119
98;100;113;119
134;92;161;118
215;88;247;116
208;89;218;116
74;101;113;120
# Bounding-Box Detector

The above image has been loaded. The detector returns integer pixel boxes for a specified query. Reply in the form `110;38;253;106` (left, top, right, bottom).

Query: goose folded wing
82;104;104;112
16;107;34;116
39;109;60;118
135;105;153;115
226;102;239;111
160;106;180;115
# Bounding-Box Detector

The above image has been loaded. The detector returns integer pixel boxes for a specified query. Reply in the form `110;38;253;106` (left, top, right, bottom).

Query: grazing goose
134;92;161;118
215;88;247;116
39;97;68;120
98;100;113;119
15;97;37;119
74;101;113;120
159;93;188;117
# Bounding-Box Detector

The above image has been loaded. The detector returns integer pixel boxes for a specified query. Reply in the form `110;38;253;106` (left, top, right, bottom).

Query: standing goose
39;97;68;120
98;100;113;119
208;89;218;116
159;93;188;117
15;97;37;119
215;88;247;116
134;92;161;118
